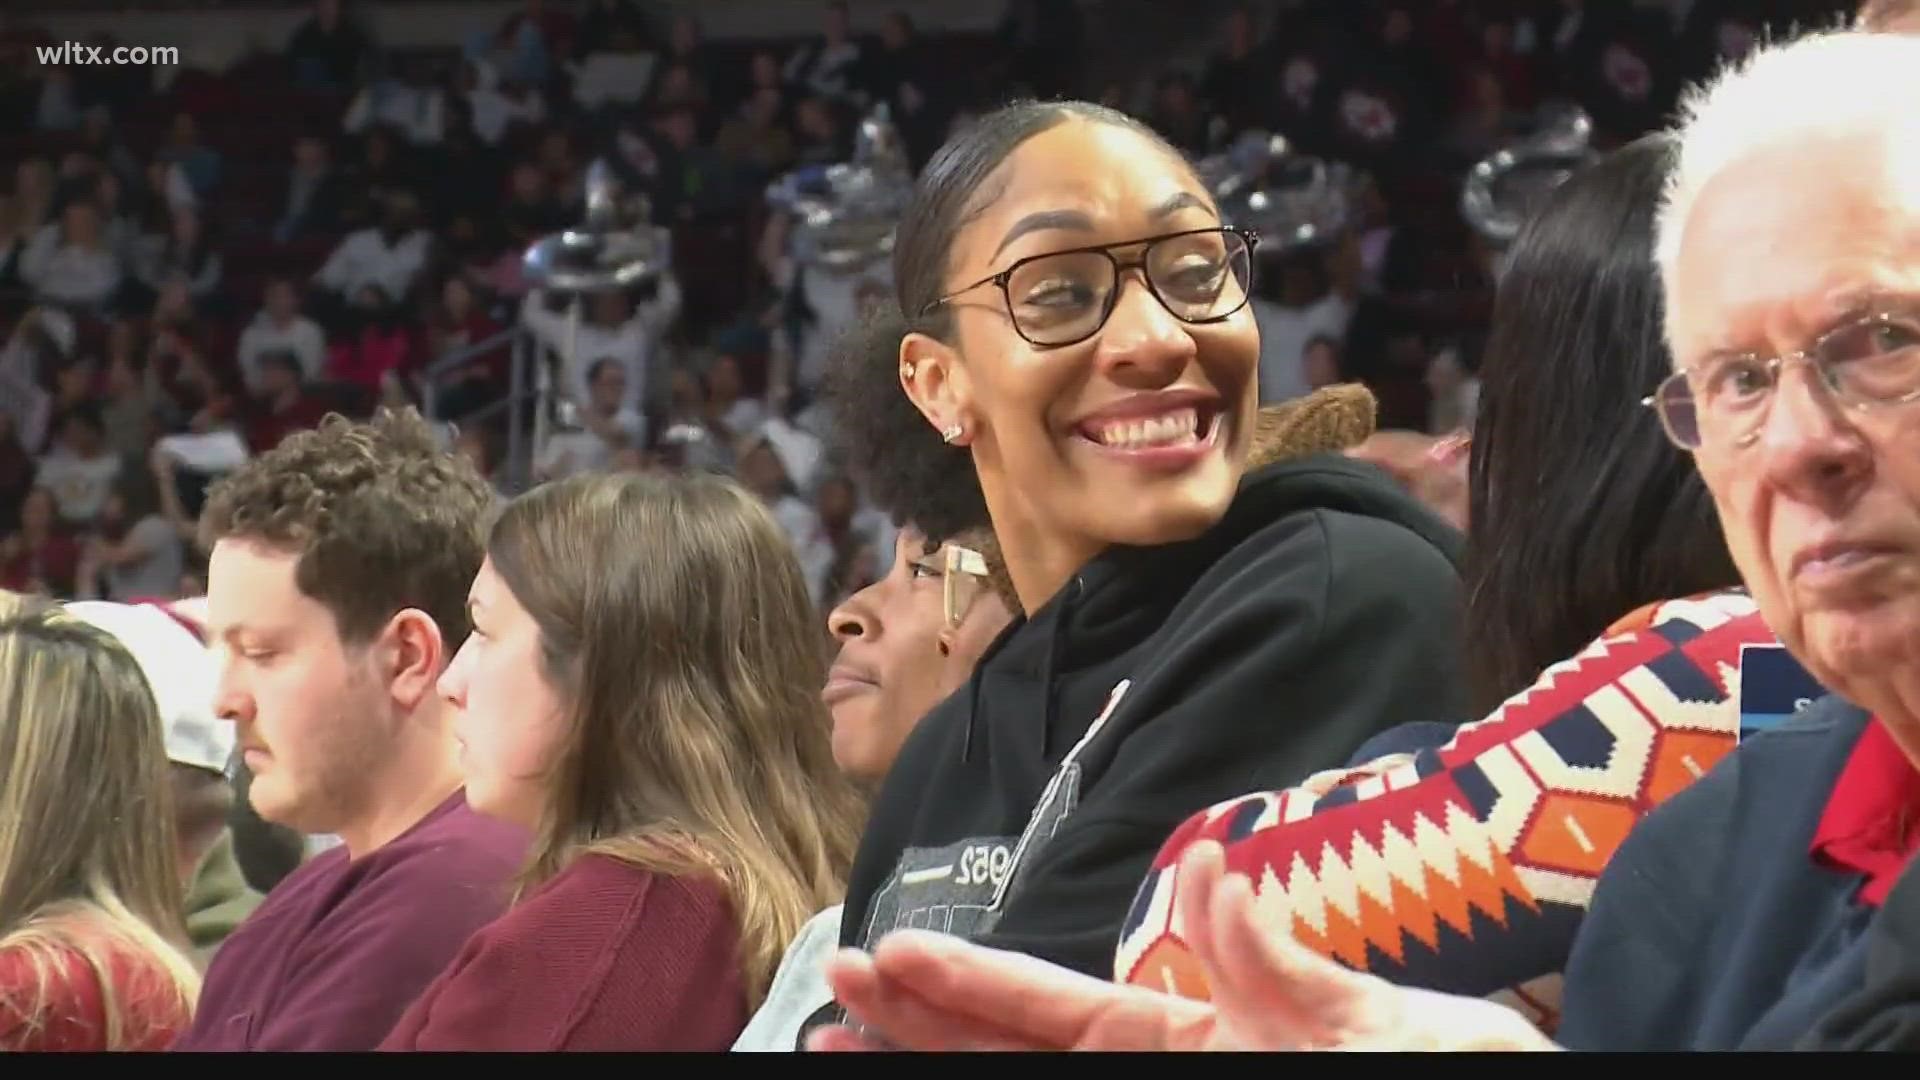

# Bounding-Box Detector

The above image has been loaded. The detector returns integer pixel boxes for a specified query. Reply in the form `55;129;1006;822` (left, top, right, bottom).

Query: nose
213;658;252;727
827;586;879;644
1093;271;1196;388
1750;364;1873;512
438;639;472;708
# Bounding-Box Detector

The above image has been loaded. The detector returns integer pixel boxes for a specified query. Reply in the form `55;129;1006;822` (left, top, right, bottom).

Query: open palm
808;842;1555;1053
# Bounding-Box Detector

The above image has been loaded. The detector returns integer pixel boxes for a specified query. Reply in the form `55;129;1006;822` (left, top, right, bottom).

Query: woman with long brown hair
381;471;865;1051
0;591;200;1050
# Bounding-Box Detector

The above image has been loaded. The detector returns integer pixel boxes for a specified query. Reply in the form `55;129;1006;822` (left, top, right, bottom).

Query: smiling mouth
1075;406;1223;452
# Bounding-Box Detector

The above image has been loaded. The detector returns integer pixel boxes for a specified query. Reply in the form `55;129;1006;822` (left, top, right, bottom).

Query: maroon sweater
379;854;748;1051
172;792;527;1051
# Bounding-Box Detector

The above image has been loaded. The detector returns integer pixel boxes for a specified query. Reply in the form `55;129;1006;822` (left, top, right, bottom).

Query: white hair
1655;28;1920;293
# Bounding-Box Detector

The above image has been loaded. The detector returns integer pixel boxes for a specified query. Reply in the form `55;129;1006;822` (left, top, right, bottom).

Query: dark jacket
835;454;1467;979
1559;697;1879;1050
1800;852;1920;1050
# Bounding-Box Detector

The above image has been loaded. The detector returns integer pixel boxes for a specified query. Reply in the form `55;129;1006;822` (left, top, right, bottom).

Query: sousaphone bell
1460;102;1597;247
766;103;914;275
1197;130;1353;257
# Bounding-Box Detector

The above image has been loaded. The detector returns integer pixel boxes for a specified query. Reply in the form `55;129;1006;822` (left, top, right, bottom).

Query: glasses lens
1148;229;1253;320
1005;251;1115;346
1654;371;1701;448
1820;314;1920;403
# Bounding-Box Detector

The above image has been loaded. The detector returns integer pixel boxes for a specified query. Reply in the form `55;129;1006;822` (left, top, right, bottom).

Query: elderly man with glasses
798;27;1920;1053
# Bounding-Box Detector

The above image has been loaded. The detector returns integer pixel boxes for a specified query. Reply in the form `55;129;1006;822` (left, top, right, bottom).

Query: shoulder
364;799;527;891
485;855;731;953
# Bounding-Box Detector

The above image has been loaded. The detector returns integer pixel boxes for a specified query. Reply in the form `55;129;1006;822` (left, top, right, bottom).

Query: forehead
206;538;317;631
1670;133;1920;362
949;121;1211;276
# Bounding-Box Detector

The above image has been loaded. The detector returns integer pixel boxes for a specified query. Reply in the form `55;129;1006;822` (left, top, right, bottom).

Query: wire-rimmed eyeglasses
1643;308;1920;450
919;226;1259;348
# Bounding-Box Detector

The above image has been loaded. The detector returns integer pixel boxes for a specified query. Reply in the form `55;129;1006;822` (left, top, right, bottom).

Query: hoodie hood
961;453;1463;761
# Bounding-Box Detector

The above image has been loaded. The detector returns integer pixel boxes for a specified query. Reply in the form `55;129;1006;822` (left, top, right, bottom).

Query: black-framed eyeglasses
919;226;1259;348
1643;307;1920;451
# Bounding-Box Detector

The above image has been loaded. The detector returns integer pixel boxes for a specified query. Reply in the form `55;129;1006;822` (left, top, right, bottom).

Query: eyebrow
987;191;1216;263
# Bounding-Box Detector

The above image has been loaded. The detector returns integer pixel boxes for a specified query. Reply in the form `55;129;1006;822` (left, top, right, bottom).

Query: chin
1097;479;1237;548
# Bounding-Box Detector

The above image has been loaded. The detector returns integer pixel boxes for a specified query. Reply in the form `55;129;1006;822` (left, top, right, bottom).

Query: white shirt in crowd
344;81;446;145
535;407;646;480
36;448;121;524
794;265;892;395
237;311;328;389
770;493;836;606
1251;293;1353;405
467;85;547;144
314;227;432;304
570;50;657;110
518;281;682;413
20;226;121;309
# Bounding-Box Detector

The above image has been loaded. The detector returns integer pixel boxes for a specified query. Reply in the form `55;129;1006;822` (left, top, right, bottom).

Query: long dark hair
1464;132;1739;714
823;100;1183;542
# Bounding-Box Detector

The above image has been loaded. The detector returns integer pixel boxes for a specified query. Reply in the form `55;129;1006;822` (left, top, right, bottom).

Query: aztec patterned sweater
1114;590;1777;1031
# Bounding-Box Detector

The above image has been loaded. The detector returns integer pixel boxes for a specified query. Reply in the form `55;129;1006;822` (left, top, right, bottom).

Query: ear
378;608;446;714
899;331;976;446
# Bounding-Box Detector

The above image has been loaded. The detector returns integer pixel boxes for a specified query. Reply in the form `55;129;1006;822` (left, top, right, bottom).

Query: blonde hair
487;472;865;1010
0;591;200;1049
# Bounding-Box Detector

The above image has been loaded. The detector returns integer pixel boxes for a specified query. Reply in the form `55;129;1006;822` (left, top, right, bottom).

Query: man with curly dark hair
172;408;526;1052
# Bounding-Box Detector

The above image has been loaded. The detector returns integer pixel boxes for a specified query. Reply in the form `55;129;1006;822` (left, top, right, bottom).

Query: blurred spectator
33;68;82;133
861;12;944;163
746;48;785;100
813;472;889;607
419;275;506;421
1251;242;1358;405
535;357;643;480
74;466;184;602
36;405;119;526
716;86;797;180
243;351;329;455
0;198;22;296
792;94;848;167
344;58;446;147
1201;5;1269;133
501;160;570;250
785;1;865;104
1425;345;1480;435
701;353;766;445
0;306;72;452
160;113;223;199
570;19;655;112
737;421;834;604
275;133;350;243
486;0;576;90
0;487;79;595
285;0;375;91
0;413;34;532
12;158;56;238
20;199;121;312
1440;66;1521;168
134;206;222;307
1151;73;1209;158
312;191;432;315
49;357;98;418
324;285;414;394
339;125;414;229
238;278;327;390
145;280;239;436
519;280;679;413
100;329;157;461
463;58;545;146
535;128;584;204
76;108;143;191
650;62;712;125
142;158;197;218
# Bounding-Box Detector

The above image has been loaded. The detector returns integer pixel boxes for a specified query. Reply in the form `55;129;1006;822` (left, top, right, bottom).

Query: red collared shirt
1810;717;1920;906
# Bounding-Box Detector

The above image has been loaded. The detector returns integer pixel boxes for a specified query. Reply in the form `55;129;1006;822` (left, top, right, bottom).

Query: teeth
1091;407;1201;449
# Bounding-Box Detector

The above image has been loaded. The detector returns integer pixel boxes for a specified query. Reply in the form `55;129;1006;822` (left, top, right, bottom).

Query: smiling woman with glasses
813;97;1468;999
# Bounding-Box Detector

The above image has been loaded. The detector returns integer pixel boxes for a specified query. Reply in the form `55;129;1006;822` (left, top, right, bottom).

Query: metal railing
415;325;546;493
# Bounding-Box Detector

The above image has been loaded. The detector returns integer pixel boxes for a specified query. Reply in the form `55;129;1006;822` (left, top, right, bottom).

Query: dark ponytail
822;98;1183;541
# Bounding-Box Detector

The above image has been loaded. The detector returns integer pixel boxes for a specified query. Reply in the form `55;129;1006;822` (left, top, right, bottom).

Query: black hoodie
835;453;1468;980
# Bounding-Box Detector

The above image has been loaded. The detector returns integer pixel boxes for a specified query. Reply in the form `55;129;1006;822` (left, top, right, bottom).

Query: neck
978;466;1102;615
334;698;465;859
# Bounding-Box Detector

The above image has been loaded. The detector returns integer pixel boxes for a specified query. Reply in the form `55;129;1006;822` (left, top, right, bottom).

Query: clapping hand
808;842;1557;1053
